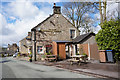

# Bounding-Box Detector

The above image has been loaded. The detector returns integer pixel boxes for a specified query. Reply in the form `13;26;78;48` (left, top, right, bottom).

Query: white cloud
94;12;100;21
9;16;16;20
93;25;101;34
5;1;40;19
2;0;61;2
1;1;52;46
0;13;7;29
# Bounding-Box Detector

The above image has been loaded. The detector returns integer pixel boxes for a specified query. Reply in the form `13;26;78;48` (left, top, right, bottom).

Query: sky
0;0;119;47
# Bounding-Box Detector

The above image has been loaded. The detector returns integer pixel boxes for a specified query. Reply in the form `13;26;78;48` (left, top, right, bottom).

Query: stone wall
19;39;28;54
31;14;79;54
7;43;18;52
82;35;97;45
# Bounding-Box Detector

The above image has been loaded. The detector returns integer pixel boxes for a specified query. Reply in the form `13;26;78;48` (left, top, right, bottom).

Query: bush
46;52;52;55
95;19;120;61
114;53;120;62
29;52;32;58
83;53;88;58
7;54;9;57
95;19;120;51
76;53;80;55
1;54;4;57
42;55;46;58
17;52;21;57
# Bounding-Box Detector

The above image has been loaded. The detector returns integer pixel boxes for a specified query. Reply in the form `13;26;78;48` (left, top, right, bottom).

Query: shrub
29;52;32;58
1;54;4;57
95;19;120;61
76;53;80;55
42;55;46;58
46;52;52;55
7;54;9;57
83;53;88;57
114;53;120;63
17;52;21;57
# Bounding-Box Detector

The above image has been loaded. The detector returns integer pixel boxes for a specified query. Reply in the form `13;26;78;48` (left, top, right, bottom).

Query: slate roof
0;50;16;55
72;32;95;43
20;34;31;42
53;40;72;43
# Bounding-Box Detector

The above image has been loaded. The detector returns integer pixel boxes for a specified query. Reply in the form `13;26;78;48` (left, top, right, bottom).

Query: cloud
94;12;100;21
0;13;7;29
9;16;16;20
93;25;101;34
1;1;53;46
4;1;40;19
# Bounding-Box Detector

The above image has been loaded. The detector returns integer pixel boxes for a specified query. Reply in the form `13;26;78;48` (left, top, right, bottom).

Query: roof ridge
72;32;95;43
31;14;55;31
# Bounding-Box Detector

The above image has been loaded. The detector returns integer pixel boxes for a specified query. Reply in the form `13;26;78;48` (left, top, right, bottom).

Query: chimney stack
53;3;61;14
28;32;31;36
54;3;56;6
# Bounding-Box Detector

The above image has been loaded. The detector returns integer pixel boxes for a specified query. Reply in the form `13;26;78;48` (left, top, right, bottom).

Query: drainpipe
88;43;91;60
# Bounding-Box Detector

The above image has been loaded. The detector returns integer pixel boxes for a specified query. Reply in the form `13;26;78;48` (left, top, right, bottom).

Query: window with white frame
70;29;76;39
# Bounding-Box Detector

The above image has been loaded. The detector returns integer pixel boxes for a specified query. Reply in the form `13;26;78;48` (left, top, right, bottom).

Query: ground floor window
46;45;52;53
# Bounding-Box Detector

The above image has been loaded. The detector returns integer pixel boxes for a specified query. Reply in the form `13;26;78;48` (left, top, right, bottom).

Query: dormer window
70;29;76;39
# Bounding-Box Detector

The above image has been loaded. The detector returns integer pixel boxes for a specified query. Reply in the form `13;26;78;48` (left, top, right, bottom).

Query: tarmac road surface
0;57;106;80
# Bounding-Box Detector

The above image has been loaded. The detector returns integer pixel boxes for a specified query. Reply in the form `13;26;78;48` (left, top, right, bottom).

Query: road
0;57;102;79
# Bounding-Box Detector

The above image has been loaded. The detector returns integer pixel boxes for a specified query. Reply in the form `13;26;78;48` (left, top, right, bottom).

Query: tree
62;2;99;34
81;15;94;33
95;19;120;61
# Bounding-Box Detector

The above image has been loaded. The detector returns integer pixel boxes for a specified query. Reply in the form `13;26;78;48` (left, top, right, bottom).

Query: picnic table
45;55;57;62
69;55;86;65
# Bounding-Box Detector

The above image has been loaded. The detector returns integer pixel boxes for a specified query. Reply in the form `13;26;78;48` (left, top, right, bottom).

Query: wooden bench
69;55;86;65
45;55;57;62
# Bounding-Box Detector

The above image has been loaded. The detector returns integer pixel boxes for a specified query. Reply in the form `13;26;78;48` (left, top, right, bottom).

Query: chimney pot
28;32;31;36
54;3;56;6
53;3;61;14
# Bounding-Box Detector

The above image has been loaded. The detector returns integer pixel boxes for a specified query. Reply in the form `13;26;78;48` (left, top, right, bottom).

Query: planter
29;57;32;62
41;57;45;61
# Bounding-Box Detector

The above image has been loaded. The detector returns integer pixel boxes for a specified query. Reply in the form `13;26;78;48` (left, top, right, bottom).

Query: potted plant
1;54;4;57
41;55;46;61
7;53;9;57
83;53;88;58
17;52;21;57
29;52;32;62
76;53;80;55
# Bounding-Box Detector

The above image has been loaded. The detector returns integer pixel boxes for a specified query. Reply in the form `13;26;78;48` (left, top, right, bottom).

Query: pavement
0;57;100;79
32;59;119;79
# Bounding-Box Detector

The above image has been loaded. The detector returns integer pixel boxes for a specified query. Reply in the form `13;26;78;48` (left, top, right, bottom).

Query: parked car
13;52;18;57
